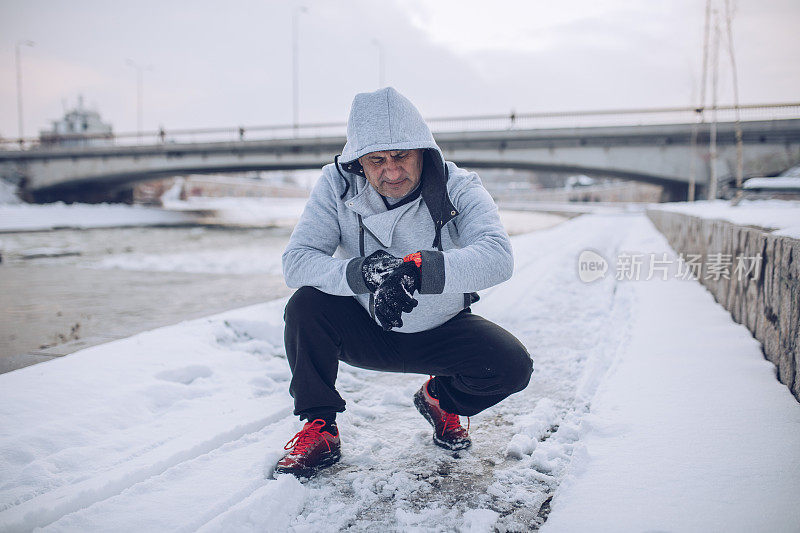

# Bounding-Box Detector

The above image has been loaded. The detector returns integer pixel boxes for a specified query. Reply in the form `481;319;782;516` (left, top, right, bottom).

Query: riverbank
0;263;292;373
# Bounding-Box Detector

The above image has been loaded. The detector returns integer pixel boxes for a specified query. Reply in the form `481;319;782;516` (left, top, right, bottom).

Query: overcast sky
1;0;798;139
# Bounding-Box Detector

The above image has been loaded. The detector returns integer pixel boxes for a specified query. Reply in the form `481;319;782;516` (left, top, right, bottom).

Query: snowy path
2;213;796;532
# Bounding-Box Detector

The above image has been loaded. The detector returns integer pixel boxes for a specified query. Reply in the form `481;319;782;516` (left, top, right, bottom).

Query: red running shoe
274;419;341;477
413;377;472;450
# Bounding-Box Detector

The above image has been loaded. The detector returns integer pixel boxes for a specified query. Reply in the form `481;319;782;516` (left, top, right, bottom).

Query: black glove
374;261;421;331
361;250;404;293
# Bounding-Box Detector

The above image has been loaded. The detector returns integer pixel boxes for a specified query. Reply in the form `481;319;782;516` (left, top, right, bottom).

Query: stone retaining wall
647;209;800;402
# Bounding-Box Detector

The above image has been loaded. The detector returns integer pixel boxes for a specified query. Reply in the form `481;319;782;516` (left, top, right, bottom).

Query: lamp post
292;5;308;134
125;59;153;144
708;10;721;201
371;39;385;89
689;0;713;202
15;40;35;145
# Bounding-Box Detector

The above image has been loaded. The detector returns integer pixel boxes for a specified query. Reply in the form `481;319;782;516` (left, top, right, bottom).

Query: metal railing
2;102;799;151
428;102;800;132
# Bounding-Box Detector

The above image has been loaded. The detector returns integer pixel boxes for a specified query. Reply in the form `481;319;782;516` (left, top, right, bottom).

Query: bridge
2;103;799;203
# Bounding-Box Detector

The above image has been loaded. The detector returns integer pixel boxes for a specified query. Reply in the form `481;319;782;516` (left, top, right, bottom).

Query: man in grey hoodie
275;87;532;478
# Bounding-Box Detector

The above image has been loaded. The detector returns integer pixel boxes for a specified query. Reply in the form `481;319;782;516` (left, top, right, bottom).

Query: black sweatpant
283;286;533;419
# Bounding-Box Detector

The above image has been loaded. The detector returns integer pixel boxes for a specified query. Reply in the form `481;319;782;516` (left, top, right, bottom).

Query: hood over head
340;87;445;177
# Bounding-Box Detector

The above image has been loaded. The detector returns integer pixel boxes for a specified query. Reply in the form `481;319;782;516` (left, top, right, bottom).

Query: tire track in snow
1;409;290;532
38;413;298;532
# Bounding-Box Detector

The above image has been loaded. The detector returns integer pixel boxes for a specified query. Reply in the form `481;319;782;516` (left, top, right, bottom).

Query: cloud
0;0;797;138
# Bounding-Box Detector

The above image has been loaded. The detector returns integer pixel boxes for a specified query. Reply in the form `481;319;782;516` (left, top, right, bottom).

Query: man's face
359;149;423;198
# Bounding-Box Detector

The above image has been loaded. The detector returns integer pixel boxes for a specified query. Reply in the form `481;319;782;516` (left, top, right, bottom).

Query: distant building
39;96;114;147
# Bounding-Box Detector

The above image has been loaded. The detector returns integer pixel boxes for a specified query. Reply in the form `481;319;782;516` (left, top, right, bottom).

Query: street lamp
371;39;385;89
15;40;35;145
292;5;308;133
125;59;153;144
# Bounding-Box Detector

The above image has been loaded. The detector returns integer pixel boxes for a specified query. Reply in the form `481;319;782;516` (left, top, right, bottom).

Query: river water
0;226;293;372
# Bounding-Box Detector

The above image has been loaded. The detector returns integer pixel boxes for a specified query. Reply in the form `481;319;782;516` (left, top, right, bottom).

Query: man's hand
361;250;404;293
374;260;421;331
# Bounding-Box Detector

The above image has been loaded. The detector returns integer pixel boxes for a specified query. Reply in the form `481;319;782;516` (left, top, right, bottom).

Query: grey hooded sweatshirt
282;87;513;333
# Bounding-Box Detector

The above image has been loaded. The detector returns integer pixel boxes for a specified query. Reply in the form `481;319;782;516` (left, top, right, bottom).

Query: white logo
578;249;608;283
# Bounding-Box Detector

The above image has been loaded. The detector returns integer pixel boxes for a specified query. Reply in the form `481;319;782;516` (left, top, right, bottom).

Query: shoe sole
413;390;472;451
273;448;342;479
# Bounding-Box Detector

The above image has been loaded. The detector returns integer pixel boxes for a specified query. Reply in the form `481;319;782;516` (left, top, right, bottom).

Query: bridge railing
2;102;799;151
427;102;800;132
0;122;349;151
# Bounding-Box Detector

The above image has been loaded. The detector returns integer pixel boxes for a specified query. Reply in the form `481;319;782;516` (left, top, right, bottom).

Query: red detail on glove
403;252;422;268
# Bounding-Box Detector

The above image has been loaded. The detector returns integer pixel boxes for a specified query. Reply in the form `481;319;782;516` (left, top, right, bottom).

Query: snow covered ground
744;176;800;190
161;197;308;228
650;199;800;238
499;200;647;216
1;212;798;532
0;182;310;232
0;180;23;205
541;231;800;532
